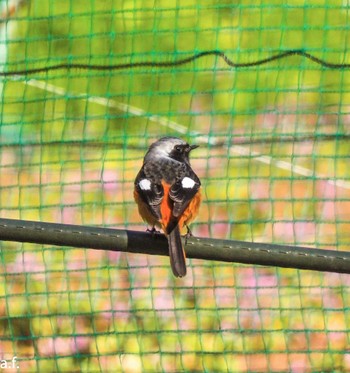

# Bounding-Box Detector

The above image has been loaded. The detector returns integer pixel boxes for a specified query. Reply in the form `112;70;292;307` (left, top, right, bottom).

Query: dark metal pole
0;218;349;274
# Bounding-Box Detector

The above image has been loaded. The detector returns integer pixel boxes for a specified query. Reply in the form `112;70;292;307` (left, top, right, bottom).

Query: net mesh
0;0;349;372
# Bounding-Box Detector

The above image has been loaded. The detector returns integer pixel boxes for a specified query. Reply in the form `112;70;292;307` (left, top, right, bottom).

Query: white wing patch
181;176;196;189
139;178;151;190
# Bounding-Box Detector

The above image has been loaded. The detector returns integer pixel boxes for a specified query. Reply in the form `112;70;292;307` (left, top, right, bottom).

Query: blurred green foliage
4;0;350;142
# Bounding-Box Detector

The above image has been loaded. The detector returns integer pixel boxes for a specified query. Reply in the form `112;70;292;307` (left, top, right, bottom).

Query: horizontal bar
0;218;349;274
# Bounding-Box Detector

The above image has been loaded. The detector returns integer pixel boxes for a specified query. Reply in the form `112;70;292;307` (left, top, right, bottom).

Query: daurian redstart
134;137;201;277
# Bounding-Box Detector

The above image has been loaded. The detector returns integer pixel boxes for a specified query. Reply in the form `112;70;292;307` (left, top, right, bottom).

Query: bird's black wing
166;170;201;233
134;168;163;220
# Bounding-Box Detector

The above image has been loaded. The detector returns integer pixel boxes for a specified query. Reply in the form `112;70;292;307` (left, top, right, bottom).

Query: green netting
0;0;350;372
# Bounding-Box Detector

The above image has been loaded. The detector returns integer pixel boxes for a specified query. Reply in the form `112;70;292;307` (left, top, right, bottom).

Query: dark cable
1;49;350;77
1;133;349;150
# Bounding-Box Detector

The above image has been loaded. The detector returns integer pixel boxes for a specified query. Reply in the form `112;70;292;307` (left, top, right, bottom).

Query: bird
134;137;201;277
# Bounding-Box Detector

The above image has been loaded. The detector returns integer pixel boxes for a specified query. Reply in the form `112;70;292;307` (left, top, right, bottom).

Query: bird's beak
190;144;199;151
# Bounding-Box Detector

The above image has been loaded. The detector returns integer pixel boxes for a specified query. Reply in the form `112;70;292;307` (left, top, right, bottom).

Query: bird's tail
167;225;187;277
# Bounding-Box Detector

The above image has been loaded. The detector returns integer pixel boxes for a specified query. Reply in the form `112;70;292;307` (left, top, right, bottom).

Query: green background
0;0;349;372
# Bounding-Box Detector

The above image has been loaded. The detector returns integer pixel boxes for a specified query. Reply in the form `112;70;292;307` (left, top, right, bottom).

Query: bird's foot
184;225;193;244
146;227;161;237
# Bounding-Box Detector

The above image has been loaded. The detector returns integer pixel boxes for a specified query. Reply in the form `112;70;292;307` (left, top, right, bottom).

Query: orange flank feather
133;189;159;228
160;181;202;234
178;188;202;233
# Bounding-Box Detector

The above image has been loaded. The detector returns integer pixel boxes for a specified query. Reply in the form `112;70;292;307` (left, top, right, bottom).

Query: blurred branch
0;218;349;274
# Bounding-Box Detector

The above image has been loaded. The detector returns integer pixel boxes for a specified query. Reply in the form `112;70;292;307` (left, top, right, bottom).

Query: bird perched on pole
134;137;201;277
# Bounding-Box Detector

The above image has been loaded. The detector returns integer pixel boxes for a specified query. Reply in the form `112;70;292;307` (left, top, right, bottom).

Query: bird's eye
175;145;182;152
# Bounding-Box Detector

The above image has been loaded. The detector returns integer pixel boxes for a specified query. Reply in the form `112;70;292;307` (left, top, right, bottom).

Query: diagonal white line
24;78;190;134
230;145;350;189
20;77;350;190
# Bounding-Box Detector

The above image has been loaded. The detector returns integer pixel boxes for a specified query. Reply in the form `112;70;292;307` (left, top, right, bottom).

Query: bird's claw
184;224;193;244
146;227;161;237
